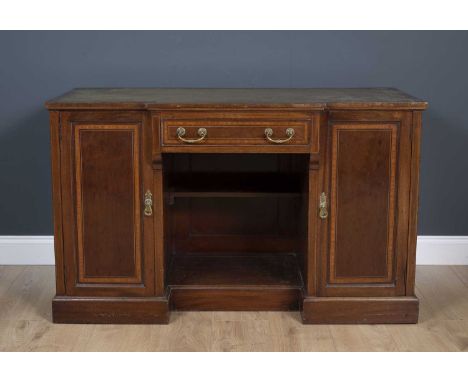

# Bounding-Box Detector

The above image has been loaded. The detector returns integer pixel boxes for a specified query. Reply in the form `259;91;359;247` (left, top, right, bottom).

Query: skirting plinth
301;296;419;324
52;296;170;324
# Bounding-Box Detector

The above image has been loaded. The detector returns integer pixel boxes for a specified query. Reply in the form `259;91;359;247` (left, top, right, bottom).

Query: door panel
75;125;141;283
60;111;155;297
330;124;397;283
321;111;412;297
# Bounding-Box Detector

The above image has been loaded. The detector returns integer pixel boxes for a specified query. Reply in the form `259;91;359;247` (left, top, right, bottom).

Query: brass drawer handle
319;192;328;219
144;190;153;216
264;128;295;144
176;127;207;143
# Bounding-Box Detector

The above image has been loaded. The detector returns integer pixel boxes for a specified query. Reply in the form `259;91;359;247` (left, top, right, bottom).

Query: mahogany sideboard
46;88;427;324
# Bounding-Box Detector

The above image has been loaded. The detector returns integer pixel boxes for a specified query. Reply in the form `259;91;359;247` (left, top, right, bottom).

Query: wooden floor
0;265;467;351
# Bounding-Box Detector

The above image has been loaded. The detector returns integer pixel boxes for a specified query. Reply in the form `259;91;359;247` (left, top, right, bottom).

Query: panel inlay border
74;124;142;284
329;123;398;284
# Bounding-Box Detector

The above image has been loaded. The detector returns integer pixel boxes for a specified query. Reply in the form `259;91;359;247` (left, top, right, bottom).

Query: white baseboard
415;236;468;265
0;235;467;265
0;236;55;265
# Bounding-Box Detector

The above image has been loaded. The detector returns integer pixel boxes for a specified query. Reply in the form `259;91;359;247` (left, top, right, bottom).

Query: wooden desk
46;88;427;324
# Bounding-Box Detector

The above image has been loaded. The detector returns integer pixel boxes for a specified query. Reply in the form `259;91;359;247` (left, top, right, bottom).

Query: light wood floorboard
0;265;467;351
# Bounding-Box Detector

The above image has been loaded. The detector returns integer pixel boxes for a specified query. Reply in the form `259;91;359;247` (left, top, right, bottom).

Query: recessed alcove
164;153;309;304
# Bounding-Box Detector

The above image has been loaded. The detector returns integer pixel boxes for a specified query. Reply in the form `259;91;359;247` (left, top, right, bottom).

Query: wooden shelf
169;191;301;198
168;253;302;288
167;172;303;199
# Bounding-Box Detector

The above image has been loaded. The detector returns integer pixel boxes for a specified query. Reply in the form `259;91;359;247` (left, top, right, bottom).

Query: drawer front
159;112;319;153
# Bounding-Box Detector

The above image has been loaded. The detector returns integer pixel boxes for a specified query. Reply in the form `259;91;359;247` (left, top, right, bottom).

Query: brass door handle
176;127;207;143
319;192;328;219
144;190;153;216
264;128;295;144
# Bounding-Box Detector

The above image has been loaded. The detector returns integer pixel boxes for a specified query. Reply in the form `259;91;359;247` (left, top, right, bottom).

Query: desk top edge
46;87;428;110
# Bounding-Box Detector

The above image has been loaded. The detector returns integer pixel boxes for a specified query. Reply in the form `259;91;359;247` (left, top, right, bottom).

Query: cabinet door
320;111;413;297
59;111;155;297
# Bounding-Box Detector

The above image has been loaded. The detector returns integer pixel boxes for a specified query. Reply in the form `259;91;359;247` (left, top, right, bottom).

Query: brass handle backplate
144;190;153;216
264;128;295;144
176;127;207;143
319;192;328;219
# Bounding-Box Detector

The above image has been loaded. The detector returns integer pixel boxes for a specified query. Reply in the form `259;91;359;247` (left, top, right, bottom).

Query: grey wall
0;31;467;235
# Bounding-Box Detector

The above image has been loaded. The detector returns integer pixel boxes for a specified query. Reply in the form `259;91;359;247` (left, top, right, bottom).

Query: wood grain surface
45;88;427;110
0;265;466;351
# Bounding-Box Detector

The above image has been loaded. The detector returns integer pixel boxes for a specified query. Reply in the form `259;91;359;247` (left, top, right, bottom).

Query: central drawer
157;111;319;153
